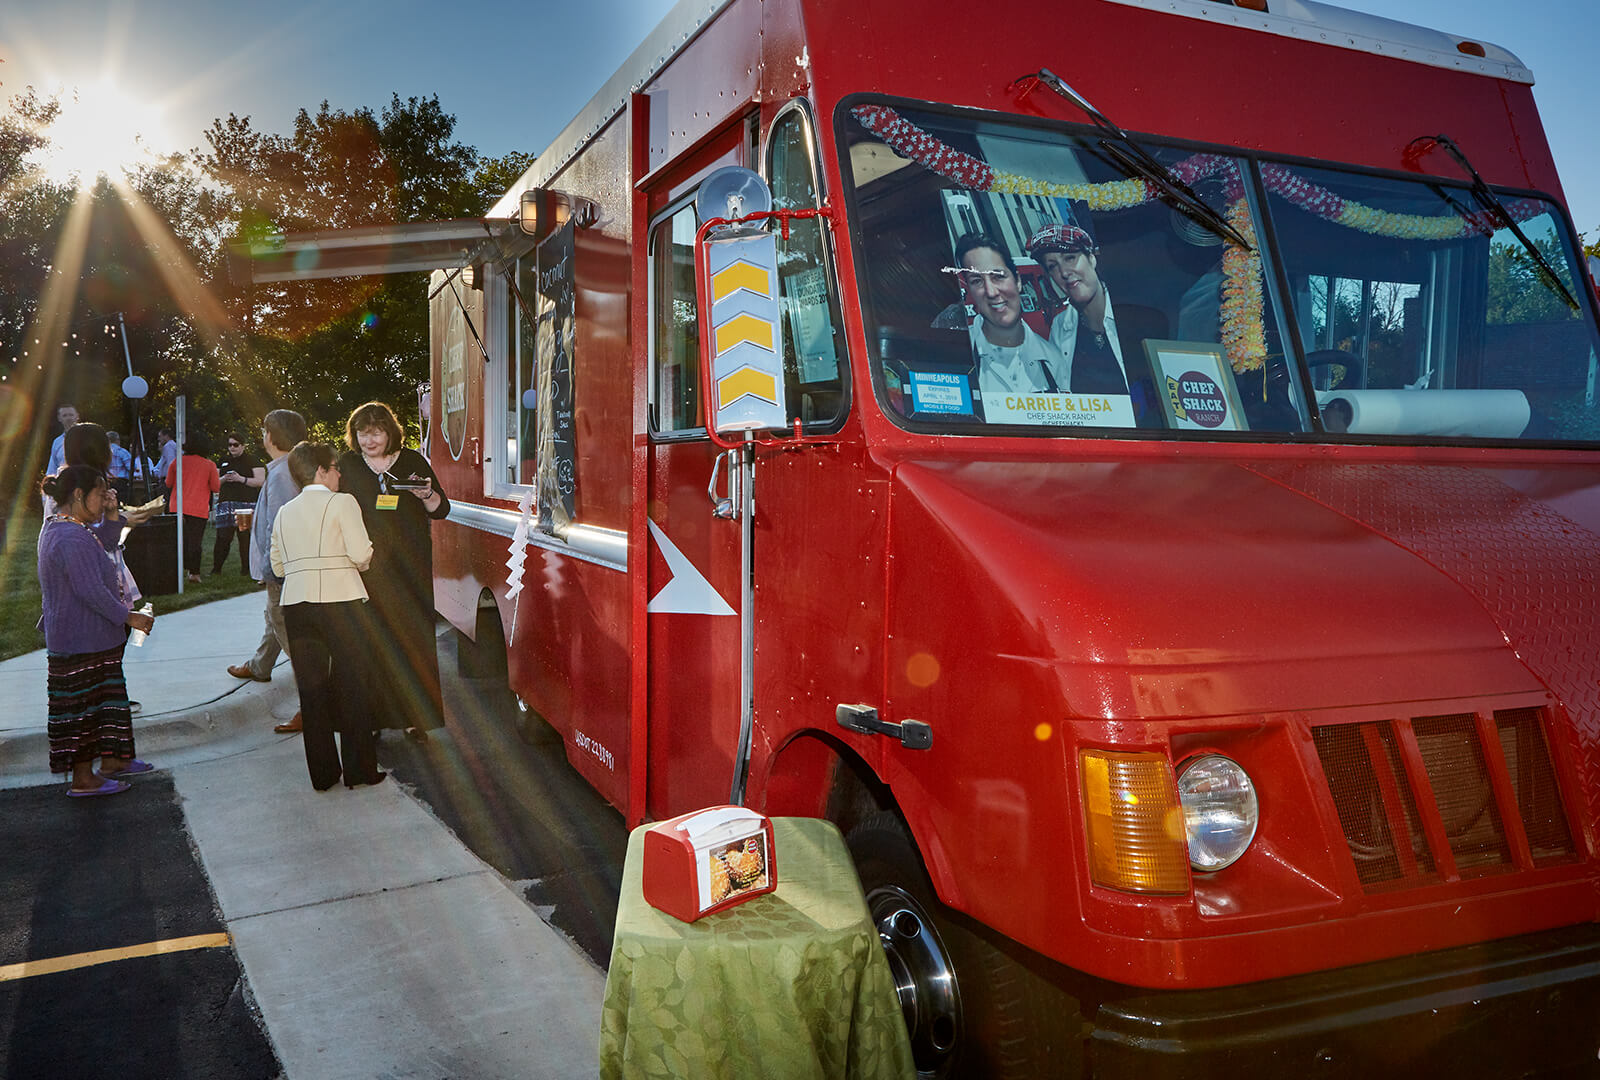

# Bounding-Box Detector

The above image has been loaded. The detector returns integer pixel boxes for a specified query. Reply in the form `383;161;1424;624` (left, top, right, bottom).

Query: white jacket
269;485;373;606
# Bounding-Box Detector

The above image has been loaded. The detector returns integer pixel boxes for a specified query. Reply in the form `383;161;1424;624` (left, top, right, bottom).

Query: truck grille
1312;707;1575;891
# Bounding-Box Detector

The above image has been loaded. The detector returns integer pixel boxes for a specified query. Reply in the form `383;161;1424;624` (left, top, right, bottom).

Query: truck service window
503;256;539;487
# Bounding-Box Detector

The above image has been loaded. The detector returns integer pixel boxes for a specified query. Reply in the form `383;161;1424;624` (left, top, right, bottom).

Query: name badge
375;494;400;510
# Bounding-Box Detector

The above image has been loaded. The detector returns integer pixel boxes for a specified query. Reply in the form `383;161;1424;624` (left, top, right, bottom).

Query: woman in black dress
339;402;451;740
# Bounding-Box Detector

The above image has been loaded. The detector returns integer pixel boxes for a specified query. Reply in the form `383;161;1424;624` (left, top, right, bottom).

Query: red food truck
247;0;1600;1074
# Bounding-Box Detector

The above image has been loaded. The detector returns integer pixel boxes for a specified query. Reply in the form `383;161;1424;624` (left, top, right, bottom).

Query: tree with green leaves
0;85;533;512
197;94;517;442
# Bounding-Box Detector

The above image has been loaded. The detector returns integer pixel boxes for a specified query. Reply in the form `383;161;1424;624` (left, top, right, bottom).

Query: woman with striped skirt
37;466;157;797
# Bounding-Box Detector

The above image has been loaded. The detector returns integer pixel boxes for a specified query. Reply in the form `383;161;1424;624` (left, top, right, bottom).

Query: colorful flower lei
1219;199;1267;373
852;105;1540;241
991;172;1152;210
853;104;995;190
1259;163;1504;240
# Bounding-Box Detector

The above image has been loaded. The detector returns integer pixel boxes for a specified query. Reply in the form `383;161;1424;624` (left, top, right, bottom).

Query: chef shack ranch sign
1145;340;1249;432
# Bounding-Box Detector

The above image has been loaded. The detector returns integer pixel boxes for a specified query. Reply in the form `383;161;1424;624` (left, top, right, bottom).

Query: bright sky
1;0;1595;234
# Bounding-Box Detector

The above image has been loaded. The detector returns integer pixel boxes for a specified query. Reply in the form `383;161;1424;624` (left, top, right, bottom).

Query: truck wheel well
457;589;508;680
760;731;894;837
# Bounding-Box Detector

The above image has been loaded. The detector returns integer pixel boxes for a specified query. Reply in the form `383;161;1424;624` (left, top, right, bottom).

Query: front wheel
846;811;1086;1079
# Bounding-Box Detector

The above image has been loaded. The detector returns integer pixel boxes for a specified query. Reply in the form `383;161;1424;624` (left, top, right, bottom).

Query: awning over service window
229;219;517;284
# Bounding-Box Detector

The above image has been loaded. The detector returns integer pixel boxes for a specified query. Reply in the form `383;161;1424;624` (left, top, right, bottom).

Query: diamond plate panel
1245;462;1600;850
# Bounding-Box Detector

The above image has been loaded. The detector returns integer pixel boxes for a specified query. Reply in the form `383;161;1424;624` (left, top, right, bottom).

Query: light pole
121;371;149;502
112;313;153;502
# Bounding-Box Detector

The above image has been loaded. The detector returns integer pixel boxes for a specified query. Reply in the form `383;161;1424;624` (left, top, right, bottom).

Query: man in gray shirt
226;409;307;732
154;427;178;494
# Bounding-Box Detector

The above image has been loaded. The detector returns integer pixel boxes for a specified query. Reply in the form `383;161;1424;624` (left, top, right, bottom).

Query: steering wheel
1305;349;1365;390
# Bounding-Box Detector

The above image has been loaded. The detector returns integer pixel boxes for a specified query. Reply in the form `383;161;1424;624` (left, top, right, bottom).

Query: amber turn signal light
1081;750;1190;894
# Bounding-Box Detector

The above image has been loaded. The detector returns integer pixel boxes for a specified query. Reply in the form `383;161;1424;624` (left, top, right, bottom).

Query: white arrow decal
646;519;736;616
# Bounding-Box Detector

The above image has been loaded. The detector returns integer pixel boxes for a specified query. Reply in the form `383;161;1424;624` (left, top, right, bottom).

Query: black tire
511;695;561;748
454;624;489;675
846;810;1087;1080
457;604;505;681
452;611;553;745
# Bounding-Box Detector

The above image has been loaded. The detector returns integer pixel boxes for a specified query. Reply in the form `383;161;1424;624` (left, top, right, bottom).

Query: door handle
836;704;933;750
707;448;740;520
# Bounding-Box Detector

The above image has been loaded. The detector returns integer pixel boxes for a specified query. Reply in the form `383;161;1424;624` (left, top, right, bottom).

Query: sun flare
36;79;173;185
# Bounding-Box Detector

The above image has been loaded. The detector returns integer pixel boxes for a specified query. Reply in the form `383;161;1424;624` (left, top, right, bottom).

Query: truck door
644;104;848;817
645;160;748;816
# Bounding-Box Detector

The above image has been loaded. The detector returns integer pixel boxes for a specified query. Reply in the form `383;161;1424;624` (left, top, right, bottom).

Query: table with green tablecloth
599;816;915;1080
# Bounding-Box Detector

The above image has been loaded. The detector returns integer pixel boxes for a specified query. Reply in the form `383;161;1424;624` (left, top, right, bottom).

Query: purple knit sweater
36;519;129;654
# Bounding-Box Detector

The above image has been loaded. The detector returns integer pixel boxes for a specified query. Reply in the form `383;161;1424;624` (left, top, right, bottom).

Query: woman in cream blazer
269;442;380;790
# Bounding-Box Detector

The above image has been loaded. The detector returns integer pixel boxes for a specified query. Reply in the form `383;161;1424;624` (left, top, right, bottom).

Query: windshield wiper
1407;133;1579;313
1027;68;1253;251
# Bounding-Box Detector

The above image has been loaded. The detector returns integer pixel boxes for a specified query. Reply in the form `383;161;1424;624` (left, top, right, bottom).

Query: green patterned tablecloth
599;816;915;1080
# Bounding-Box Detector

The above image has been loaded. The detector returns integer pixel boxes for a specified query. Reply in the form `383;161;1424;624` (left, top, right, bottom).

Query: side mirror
696;166;772;230
693;168;787;434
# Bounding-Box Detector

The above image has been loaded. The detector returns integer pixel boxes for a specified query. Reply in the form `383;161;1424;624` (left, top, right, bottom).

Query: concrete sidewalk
0;591;297;785
0;592;606;1078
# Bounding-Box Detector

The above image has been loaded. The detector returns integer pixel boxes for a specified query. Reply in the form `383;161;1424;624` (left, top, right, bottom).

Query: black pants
212;525;250;575
283;600;378;790
180;515;206;576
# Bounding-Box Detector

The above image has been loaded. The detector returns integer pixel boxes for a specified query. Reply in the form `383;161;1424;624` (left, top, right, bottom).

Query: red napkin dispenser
642;805;777;922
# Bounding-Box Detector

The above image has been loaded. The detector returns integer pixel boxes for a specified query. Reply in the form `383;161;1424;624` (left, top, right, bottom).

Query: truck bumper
1090;924;1600;1079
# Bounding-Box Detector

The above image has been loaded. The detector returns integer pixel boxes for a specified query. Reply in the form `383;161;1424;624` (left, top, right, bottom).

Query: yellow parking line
0;932;231;983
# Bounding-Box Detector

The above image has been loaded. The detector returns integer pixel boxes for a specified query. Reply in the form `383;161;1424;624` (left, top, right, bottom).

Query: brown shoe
228;664;269;682
274;712;303;734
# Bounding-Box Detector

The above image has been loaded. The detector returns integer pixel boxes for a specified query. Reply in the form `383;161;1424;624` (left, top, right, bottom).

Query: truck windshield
841;100;1600;443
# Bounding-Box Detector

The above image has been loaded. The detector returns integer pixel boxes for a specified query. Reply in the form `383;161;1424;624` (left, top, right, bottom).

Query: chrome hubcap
865;884;960;1074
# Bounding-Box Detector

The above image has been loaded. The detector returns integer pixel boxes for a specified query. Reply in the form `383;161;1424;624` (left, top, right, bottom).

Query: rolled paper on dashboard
1317;389;1530;438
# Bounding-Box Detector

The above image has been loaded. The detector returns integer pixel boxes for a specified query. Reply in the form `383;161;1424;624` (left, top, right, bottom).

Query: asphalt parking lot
0;774;279;1079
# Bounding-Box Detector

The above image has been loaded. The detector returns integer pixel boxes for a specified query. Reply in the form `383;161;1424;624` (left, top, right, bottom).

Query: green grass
0;506;263;662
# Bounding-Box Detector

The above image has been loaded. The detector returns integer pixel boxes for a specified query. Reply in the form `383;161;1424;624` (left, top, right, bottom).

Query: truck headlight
1177;754;1258;871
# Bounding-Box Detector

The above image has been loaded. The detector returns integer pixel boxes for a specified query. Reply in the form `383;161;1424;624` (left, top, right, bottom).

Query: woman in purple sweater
37;466;157;797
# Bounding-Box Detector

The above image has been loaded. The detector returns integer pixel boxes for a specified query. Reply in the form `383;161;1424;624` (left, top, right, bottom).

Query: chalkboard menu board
535;220;577;530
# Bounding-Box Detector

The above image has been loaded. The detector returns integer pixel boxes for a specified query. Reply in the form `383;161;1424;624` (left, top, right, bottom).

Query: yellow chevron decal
711;260;772;302
718;366;780;408
714;313;774;355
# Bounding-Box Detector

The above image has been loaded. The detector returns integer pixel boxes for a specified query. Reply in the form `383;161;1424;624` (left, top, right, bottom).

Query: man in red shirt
165;433;221;583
